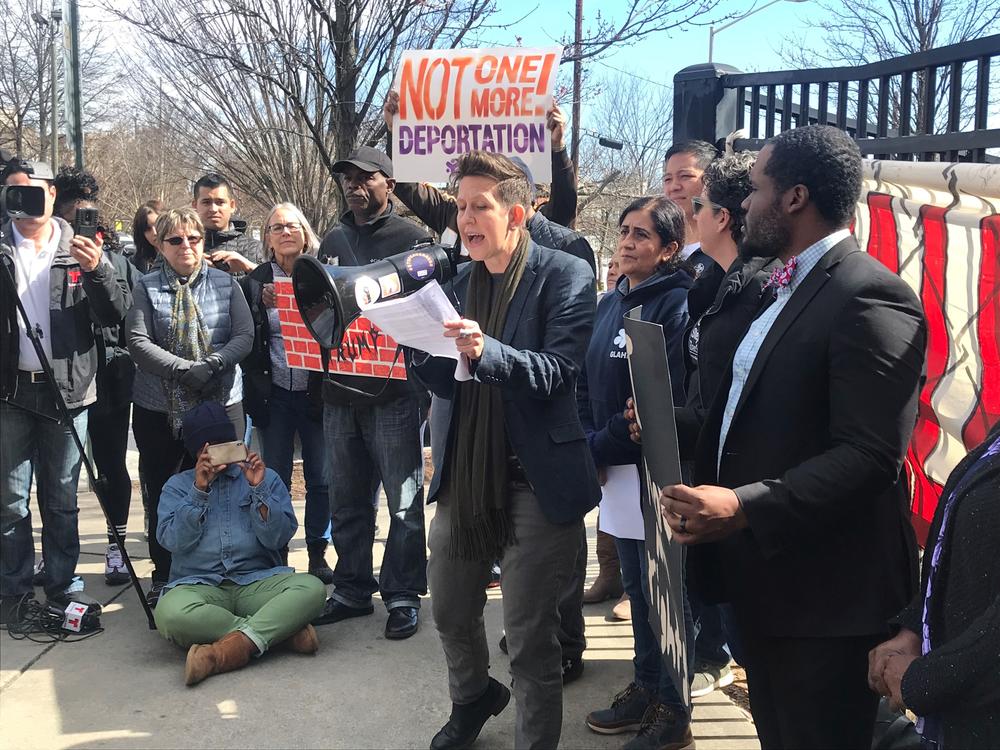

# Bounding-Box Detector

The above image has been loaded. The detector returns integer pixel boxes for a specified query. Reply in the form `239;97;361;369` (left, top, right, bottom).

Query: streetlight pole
708;0;808;62
30;12;49;162
51;2;62;168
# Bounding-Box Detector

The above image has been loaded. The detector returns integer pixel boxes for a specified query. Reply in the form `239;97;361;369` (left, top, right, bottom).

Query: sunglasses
163;235;203;246
691;196;724;215
267;222;303;235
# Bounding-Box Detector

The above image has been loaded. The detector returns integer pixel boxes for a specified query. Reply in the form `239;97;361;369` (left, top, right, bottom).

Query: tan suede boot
583;530;625;603
610;593;631;622
278;624;319;655
184;631;257;686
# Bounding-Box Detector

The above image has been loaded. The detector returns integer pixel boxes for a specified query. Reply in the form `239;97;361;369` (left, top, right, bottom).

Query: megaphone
292;240;461;350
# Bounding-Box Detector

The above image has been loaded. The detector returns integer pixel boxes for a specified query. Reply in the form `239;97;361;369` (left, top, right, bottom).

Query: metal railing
673;34;1000;162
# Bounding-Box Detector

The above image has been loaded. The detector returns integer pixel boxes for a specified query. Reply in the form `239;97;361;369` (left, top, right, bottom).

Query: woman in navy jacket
580;196;694;748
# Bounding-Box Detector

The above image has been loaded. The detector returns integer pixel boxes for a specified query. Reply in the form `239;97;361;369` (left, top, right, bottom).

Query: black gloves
179;355;223;392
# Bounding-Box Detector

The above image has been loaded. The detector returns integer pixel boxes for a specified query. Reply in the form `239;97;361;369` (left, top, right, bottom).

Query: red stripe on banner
964;215;1000;447
866;193;900;273
907;206;950;544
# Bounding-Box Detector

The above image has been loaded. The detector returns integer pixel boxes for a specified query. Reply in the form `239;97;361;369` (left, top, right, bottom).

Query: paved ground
0;455;759;750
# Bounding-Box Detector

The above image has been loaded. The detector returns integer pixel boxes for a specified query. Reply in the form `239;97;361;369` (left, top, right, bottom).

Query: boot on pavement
583;529;624;603
610;593;631;622
278;624;320;655
307;542;335;585
185;631;257;686
430;677;511;749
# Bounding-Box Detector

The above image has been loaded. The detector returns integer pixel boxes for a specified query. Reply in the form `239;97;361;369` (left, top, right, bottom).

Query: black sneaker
430;676;511;749
562;655;585;685
146;581;167;609
31;558;45;587
585;682;653;734
622;701;694;750
0;593;35;629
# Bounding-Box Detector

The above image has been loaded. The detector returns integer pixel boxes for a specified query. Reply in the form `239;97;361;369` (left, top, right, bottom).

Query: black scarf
441;232;529;560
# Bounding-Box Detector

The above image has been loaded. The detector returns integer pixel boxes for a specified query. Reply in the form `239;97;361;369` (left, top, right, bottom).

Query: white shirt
679;242;701;261
11;220;60;371
716;228;851;472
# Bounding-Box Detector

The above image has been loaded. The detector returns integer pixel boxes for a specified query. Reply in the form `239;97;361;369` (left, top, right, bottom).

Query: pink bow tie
765;256;798;291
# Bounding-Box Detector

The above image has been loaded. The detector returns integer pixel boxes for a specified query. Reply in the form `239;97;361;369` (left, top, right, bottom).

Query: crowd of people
0;94;996;750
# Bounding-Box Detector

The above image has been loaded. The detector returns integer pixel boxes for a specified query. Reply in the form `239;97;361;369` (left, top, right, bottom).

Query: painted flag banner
855;160;999;543
392;46;562;183
273;278;407;380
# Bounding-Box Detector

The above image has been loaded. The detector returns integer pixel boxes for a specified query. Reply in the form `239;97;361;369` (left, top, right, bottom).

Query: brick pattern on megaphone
274;279;407;379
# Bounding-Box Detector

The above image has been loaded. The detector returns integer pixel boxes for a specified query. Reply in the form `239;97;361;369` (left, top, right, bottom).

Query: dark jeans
132;402;245;582
689;594;731;668
1;384;87;598
88;402;132;535
258;387;330;545
323;395;426;610
616;536;694;716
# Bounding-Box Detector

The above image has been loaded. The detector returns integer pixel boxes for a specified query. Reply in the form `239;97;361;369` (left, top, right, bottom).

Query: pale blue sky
489;0;826;85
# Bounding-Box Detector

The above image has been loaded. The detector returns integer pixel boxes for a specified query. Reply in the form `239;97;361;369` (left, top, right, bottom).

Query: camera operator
153;402;326;686
51;166;140;587
0;160;130;626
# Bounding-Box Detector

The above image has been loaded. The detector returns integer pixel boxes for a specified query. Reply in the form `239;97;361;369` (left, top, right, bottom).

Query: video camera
292;240;466;349
0;184;46;220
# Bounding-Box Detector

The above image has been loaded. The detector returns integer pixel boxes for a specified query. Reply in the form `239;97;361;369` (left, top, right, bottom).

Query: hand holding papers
358;281;473;380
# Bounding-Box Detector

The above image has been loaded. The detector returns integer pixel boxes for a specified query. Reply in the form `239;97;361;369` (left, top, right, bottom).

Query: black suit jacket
691;236;926;638
410;241;602;525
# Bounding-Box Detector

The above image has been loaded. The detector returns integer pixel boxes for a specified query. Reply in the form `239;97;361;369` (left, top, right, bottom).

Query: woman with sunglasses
239;203;334;582
127;207;253;607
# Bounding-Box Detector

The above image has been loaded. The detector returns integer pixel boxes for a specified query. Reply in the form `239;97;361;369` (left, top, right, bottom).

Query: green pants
154;573;326;654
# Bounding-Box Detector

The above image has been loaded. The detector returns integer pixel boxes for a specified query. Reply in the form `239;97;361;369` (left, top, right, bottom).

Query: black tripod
1;247;156;629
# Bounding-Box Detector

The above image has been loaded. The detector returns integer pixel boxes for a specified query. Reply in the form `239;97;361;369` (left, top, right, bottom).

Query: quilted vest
131;263;243;412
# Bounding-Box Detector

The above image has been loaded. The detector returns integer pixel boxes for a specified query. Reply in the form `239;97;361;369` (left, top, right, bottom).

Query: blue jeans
616;536;694;717
323;395;426;610
1;386;88;598
258;387;330;545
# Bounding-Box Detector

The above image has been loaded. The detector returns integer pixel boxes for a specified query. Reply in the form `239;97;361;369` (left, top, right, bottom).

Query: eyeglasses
691;196;724;215
163;235;203;246
267;222;302;235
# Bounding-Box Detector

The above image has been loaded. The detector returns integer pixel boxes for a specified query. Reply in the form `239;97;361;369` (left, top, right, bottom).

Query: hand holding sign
392;47;562;183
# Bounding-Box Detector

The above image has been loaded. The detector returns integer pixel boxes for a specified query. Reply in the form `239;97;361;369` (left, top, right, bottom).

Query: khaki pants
428;485;583;750
154;572;326;654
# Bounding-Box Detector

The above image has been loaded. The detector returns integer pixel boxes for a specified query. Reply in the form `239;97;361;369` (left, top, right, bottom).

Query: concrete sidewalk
0;487;759;750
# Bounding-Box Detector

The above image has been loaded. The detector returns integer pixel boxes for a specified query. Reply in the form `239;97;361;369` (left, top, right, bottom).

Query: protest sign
273;278;407;380
392;46;562;183
624;313;688;707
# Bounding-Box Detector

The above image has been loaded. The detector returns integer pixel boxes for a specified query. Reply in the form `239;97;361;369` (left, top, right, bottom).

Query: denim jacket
157;465;296;590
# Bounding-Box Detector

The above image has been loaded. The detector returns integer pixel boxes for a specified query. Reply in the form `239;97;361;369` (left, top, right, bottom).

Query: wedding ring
679;516;688;533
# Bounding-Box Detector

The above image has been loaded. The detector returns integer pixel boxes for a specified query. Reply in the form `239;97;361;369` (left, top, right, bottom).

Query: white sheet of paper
598;464;644;540
359;281;472;381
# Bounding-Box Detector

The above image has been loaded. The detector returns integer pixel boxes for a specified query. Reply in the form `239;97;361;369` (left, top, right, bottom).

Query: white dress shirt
716;228;851;472
11;219;60;371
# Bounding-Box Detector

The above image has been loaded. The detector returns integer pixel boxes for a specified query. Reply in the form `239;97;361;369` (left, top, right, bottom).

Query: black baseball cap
332;146;394;179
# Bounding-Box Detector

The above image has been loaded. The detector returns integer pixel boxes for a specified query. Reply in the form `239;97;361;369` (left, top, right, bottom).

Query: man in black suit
408;150;600;750
658;125;926;749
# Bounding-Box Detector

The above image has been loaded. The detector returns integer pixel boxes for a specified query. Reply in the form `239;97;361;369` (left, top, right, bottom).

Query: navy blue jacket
409;240;601;525
578;269;691;467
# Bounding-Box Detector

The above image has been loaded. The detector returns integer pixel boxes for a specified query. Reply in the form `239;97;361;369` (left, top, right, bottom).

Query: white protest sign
392;46;562;184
